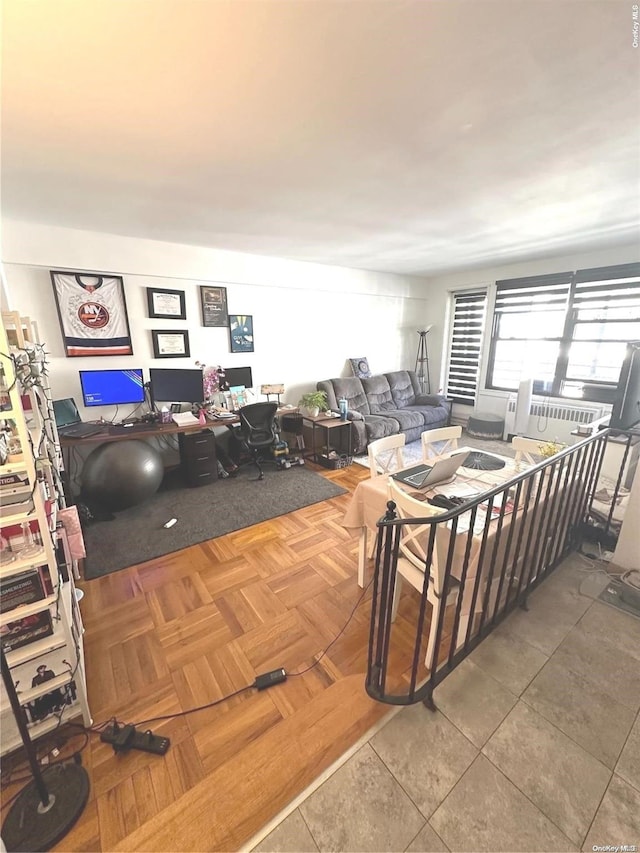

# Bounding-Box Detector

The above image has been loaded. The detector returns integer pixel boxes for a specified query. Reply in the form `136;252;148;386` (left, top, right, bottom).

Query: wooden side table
302;414;353;468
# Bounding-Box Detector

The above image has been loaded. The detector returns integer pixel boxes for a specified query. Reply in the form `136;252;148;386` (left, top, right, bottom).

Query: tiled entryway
248;554;640;852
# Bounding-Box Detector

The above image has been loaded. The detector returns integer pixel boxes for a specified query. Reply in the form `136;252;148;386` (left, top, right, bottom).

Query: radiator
503;395;610;443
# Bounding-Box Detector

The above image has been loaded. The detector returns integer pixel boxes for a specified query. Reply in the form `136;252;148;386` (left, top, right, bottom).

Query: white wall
1;220;436;420
423;242;640;421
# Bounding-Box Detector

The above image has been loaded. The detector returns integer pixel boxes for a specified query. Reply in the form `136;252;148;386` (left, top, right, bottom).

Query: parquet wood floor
2;462;434;852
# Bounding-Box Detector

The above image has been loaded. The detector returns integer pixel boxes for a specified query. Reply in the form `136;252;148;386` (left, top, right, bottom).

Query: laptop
53;398;105;438
391;451;470;490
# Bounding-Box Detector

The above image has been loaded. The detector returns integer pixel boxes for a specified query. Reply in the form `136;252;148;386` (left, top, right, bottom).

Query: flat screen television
149;368;204;404
222;366;253;390
79;369;145;407
609;341;640;430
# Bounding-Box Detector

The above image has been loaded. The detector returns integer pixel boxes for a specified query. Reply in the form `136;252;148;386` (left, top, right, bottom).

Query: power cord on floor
0;727;90;812
77;577;375;752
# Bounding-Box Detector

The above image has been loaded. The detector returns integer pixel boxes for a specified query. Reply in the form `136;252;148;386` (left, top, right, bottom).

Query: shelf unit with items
0;311;91;757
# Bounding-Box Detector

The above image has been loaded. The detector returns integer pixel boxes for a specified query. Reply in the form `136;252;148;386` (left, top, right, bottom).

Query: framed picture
146;287;186;320
50;270;133;357
200;285;228;327
229;315;254;353
151;330;190;359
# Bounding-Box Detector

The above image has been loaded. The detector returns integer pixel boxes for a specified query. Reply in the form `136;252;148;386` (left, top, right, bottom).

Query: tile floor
247;553;640;852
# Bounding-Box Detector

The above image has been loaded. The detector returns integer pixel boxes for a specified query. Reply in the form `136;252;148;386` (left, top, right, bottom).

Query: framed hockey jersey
51;271;133;357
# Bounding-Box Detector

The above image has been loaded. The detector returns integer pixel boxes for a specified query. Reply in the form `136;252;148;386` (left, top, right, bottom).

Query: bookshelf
1;311;91;756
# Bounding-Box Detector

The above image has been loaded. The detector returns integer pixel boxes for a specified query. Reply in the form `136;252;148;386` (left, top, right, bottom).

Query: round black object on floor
2;763;90;852
461;451;506;471
467;412;505;439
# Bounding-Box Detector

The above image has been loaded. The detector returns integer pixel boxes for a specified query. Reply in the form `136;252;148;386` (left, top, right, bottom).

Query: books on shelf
1;609;54;653
0;563;52;607
2;644;77;726
0;568;45;612
0;470;33;518
0;471;30;495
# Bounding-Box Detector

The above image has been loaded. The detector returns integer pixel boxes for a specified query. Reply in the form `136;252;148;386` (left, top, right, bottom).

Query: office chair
237;402;279;480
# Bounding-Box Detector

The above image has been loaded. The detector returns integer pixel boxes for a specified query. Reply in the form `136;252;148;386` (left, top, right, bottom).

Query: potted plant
298;390;328;418
538;439;566;459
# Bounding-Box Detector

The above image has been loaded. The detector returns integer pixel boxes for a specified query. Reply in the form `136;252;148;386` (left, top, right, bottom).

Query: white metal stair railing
503;394;610;443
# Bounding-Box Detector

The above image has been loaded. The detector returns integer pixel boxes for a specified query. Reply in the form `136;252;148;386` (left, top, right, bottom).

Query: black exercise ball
81;440;163;511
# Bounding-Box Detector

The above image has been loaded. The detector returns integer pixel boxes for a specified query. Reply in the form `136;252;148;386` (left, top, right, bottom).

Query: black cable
0;728;90;800
288;576;374;676
131;684;255;728
83;577;375;732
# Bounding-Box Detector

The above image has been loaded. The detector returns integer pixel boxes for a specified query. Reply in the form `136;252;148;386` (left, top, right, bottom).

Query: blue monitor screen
79;369;145;407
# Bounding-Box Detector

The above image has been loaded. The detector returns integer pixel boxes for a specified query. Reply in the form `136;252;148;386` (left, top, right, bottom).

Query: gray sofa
317;370;451;453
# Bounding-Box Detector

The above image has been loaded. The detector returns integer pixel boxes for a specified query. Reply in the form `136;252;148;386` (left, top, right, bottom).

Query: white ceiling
2;0;639;276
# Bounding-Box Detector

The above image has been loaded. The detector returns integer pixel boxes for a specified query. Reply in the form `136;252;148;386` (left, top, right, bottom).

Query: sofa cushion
362;414;400;442
385;371;420;408
376;408;425;432
318;377;370;415
405;404;450;426
361;375;396;412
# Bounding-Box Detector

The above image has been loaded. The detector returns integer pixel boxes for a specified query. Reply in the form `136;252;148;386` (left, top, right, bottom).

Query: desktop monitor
79;369;145;407
222;366;253;391
609;341;640;430
149;368;204;404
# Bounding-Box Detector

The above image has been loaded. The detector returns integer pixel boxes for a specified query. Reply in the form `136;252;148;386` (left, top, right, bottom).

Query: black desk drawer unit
179;431;217;487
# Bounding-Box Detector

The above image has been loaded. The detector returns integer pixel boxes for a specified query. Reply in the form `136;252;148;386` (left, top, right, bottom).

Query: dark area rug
81;465;346;579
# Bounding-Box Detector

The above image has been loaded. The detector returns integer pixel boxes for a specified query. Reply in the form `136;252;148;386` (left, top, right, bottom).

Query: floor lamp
1;648;90;852
415;327;433;394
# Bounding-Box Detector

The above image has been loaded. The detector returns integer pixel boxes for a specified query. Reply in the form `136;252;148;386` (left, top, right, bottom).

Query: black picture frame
50;270;133;357
151;329;191;359
229;315;254;353
200;285;229;327
146;287;186;320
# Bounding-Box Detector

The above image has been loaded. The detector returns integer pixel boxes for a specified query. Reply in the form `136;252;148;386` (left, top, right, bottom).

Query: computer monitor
79;369;145;407
149;368;204;404
222;366;253;390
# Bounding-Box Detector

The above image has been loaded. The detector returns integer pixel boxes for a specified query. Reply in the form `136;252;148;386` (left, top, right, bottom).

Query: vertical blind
445;290;487;405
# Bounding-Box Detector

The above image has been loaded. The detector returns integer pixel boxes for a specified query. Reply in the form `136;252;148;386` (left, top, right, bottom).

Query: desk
58;420;210;448
59;406;298;497
342;448;523;588
57;404;299;449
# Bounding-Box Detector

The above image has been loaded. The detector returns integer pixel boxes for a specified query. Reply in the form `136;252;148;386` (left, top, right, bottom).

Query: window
487;263;640;397
445;290;487;405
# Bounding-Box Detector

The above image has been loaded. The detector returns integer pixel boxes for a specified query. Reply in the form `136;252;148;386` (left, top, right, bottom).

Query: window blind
494;273;572;315
446;290;487;405
572;264;640;314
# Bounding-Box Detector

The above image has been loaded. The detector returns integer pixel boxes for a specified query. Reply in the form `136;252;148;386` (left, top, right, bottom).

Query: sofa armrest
415;393;449;407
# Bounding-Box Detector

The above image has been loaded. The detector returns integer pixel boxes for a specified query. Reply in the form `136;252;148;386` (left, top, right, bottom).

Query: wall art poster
200;286;229;328
229;315;254;353
50;271;133;357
